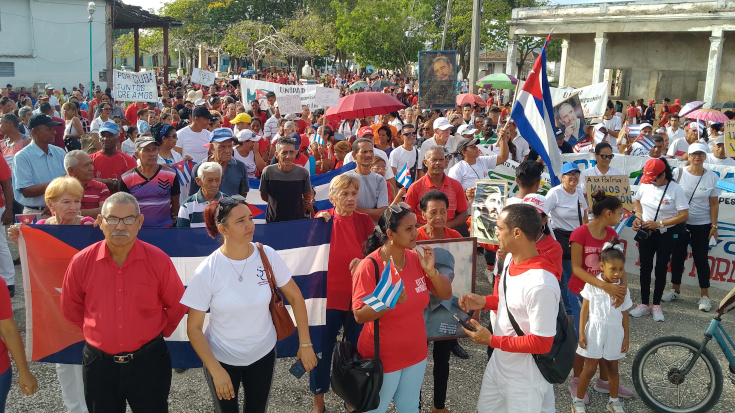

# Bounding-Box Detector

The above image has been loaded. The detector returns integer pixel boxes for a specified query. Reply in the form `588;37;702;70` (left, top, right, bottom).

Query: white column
703;29;724;108
505;37;518;101
558;39;569;87
592;35;608;84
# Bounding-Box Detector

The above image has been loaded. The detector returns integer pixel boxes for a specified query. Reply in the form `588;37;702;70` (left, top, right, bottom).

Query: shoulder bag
502;265;576;384
330;257;383;411
634;181;670;243
673;172;704;235
552;192;584;260
256;242;296;341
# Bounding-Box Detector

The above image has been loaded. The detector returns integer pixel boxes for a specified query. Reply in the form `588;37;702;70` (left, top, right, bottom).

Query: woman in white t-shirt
545;162;589;317
181;196;317;413
579;142;624;195
631;158;689;322
665;143;720;312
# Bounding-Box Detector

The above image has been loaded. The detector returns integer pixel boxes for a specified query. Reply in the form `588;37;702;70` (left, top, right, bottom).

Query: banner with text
240;79;336;111
112;70;158;103
190;68;216;87
550;81;609;119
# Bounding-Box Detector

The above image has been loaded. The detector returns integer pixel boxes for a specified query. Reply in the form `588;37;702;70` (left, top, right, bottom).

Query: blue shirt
188;158;250;197
12;141;67;207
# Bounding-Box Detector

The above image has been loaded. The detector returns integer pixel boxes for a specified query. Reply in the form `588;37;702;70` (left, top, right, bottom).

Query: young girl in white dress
572;238;632;413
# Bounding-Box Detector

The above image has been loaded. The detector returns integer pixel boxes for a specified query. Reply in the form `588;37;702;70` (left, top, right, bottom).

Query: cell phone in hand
289;359;306;379
453;312;477;332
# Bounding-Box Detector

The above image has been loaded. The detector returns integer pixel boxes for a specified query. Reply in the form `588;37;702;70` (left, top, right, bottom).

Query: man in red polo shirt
90;121;136;192
405;146;469;228
61;192;187;413
65;150;110;218
124;101;145;126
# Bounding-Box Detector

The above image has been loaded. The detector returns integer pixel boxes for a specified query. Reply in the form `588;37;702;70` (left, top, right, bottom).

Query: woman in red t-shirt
312;175;374;413
352;203;452;413
569;190;634;402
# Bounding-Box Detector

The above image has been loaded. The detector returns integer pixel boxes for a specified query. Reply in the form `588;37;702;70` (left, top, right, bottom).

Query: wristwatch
659;220;664;228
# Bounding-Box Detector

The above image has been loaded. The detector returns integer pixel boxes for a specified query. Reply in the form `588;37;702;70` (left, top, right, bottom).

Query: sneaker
569;377;590;404
652;305;665;322
698;296;712;312
629;304;651;318
594;378;635;398
572;399;587;413
606;399;626;413
661;289;680;302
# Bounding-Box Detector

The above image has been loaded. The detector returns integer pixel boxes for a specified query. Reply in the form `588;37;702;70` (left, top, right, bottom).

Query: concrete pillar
505;36;518;102
703;29;724;108
198;45;207;70
592;34;607;84
558;39;569;87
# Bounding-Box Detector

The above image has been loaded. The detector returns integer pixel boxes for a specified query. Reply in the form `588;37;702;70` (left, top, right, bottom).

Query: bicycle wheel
632;335;723;413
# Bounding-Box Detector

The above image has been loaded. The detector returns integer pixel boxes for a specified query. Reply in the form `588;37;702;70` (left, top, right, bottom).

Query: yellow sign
725;120;735;157
585;174;632;209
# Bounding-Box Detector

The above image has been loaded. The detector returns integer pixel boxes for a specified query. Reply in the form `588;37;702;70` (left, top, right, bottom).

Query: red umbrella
456;93;486;107
326;92;405;121
325;106;339;120
685;108;730;123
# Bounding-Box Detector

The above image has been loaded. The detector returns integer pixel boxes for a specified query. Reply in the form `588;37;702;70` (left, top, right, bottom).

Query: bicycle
631;288;735;413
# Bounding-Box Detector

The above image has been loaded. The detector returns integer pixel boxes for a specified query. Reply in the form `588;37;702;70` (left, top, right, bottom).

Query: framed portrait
554;94;585;146
418;50;457;109
471;179;507;245
416;237;478;341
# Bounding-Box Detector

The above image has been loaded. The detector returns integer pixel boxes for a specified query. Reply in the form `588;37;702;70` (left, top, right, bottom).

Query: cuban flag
634;133;655;152
625;124;642;137
18;219;332;367
314;133;325;145
594;128;606;144
510;33;561;186
362;258;404;312
15;214;39;224
171;159;195;186
396;163;412;188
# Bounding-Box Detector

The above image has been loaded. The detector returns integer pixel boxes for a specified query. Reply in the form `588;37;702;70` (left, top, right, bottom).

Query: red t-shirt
404;174;469;226
326;208;374;311
626;107;639;119
90;151;137;180
352;249;433;373
568;225;618;295
0;156;11;208
82;179;111;210
124;103;143;126
416;226;462;240
52;116;65;149
0;278;12;374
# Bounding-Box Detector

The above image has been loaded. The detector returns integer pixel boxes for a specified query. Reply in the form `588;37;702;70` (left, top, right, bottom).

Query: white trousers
477;361;554;413
55;363;88;413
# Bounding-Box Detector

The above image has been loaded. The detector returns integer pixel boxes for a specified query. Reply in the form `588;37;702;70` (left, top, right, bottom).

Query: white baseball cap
433;117;452;131
522;194;549;215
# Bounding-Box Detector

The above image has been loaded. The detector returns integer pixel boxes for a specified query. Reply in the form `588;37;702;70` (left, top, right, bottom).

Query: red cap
299;134;309;149
358;126;374;138
648;100;655;105
675;98;681;104
640;158;665;184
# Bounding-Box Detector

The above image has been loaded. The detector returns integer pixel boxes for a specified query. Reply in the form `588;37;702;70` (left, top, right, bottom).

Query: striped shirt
120;165;180;228
82;179;110;210
177;190;223;228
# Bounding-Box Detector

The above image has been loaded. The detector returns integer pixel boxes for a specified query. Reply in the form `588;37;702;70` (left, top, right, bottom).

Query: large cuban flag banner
18;217;333;367
510;33;561;186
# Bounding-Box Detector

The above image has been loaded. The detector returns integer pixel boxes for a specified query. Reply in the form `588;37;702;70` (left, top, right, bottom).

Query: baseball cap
236;129;259;142
675;98;681;104
98;121;119;134
358;126;374;138
560;162;580;175
208;95;220;104
209;127;237;143
265;91;276;98
639;123;653;131
713;136;725;145
135;136;159;150
687;142;709;154
28;113;63;129
640;158;666;184
433;117;452;131
522;194;548;215
45;84;53;90
433;248;455;276
457;124;476;136
648;100;656;105
192;106;214;120
455;137;480;154
285;132;302;148
688;122;700;131
231;113;252;124
334;133;346;141
194;98;206;106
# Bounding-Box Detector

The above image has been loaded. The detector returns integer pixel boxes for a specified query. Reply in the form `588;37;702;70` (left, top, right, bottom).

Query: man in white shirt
667;122;707;159
389;124;422;184
263;102;281;140
345;138;389;221
344;127;396;188
707;136;735;166
44;85;60;113
665;114;686;143
420;117;459;171
449;136;509;190
602;104;622;139
174;106;214;163
629;123;654;157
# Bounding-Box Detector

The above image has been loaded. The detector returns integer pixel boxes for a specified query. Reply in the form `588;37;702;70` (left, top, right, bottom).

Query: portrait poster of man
416;238;478;340
554;94;586;146
471;179;507;245
418;51;457;109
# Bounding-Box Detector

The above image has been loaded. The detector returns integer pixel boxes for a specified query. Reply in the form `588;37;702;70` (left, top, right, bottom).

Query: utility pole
468;0;481;94
441;0;451;50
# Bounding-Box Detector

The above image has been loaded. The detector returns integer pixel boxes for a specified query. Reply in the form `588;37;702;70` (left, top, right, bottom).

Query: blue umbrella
242;70;258;76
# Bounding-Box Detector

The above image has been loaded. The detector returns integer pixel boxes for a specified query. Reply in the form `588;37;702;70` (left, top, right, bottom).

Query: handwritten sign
585;174;632;209
112;70;157;102
191;68;216;87
725;120;735;157
314;87;340;108
277;95;303;115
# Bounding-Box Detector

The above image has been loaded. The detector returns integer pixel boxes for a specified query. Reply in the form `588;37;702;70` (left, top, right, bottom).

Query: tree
114;30;164;67
221;21;312;70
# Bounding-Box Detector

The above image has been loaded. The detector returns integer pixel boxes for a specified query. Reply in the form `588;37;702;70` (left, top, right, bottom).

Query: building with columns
506;0;735;107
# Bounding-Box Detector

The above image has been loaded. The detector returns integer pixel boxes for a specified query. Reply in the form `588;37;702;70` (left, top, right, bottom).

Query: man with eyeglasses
119;136;180;227
61;192;187;413
389;124;423;187
260;136;312;223
90;122;137;193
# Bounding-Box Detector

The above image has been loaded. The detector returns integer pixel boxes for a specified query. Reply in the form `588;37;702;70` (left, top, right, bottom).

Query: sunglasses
403;132;417;138
385;202;411;222
599;154;614;160
216;195;247;222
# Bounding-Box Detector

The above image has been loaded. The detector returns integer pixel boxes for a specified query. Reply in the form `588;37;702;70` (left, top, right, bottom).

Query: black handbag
635;181;670;243
330;257;383;411
502;265;576;384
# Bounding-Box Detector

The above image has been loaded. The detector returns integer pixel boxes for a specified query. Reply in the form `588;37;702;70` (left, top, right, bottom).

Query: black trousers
432;340;454;409
638;230;676;305
203;347;276;413
670;224;712;289
82;336;172;413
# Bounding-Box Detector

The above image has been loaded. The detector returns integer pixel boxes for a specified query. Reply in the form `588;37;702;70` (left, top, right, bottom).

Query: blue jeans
569;291;583;341
309;309;362;395
561;260;573;316
366;359;427;413
0;367;12;412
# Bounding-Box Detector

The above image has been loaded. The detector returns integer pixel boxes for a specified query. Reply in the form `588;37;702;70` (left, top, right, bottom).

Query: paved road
6;254;735;412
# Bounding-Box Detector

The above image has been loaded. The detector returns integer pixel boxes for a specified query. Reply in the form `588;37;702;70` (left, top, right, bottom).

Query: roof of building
112;0;183;30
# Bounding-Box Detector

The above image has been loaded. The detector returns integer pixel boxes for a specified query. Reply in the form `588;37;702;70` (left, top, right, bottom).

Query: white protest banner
550;81;609;119
241;79;337;110
190;68;216;87
314;87;340;108
277;95;303;115
112;70;157;103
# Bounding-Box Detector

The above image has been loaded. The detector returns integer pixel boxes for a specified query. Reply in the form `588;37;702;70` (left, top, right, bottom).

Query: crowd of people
0;73;732;413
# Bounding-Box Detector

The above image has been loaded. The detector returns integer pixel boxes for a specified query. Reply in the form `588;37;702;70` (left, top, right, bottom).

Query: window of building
0;63;14;77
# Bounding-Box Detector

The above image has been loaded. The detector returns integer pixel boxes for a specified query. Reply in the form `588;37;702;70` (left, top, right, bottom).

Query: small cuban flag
362;258;404;312
613;209;634;235
634;133;654;152
15;214;38;224
172;159;195;186
625;124;642;137
397;163;412;188
314;133;325;145
594;128;606;144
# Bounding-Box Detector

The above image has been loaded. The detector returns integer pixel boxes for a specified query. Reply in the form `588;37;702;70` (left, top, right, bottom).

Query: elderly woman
312;174;373;413
9;176;92;413
182;196;317;413
177;162;224;228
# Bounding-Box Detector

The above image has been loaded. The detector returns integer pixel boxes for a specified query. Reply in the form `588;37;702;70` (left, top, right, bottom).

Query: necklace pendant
238;275;243;282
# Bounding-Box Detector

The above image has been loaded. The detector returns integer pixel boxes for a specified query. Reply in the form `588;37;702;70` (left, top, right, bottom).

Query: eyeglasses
565;172;581;177
690;152;706;157
103;215;138;225
371;165;386;172
599;154;614;160
217;195;247;222
385;202;411;222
